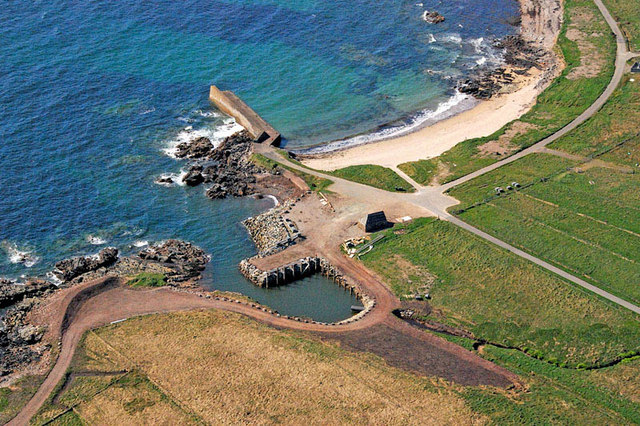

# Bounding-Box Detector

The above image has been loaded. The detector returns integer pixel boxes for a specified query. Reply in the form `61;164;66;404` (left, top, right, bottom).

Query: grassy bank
32;310;480;425
251;153;334;193
329;164;415;192
398;0;616;185
360;218;640;367
462;343;640;424
603;0;640;50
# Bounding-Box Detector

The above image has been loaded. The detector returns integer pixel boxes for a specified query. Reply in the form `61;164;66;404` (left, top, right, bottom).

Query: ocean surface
0;0;519;321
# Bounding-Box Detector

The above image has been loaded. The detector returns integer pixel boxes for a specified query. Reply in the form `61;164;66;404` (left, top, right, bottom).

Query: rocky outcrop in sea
157;130;267;199
456;35;551;99
422;11;445;24
53;247;118;282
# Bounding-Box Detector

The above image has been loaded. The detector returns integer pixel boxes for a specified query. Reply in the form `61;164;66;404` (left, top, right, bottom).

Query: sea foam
296;91;476;155
1;241;40;268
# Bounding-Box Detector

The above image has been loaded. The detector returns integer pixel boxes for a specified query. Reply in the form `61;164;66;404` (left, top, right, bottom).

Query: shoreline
298;0;563;171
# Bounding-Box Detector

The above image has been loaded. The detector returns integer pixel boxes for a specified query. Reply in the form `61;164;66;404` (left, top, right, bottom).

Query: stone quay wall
209;86;281;146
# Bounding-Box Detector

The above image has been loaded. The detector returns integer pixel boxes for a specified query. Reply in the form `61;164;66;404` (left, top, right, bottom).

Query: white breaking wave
86;235;107;245
440;33;463;44
132;240;149;247
1;241;40;268
154;170;189;187
162;118;244;158
296;91;477;155
265;195;279;207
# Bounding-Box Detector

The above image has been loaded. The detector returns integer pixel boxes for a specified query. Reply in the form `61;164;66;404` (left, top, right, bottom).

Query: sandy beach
301;0;563;172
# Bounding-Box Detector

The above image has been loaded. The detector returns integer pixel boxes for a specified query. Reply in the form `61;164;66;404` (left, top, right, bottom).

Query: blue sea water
0;0;519;321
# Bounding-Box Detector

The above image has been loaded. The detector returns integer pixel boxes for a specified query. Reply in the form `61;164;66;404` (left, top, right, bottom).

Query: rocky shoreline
456;34;555;100
158;130;267;199
0;239;209;381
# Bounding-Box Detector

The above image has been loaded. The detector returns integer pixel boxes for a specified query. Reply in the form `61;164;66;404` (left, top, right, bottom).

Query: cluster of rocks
53;247;119;282
157;130;268;199
0;278;56;309
422;10;445;24
138;240;210;283
457;35;549;99
242;199;301;257
0;239;210;380
0;285;50;377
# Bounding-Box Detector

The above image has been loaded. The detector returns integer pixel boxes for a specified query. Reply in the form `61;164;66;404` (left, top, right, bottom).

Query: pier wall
209;86;281;146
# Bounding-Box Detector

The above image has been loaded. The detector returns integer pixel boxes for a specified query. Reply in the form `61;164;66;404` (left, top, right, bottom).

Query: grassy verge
276;149;414;192
549;74;640;158
0;375;44;424
251;153;334;193
35;310;482;424
329;164;415;192
360;218;640;367
602;0;640;50
398;0;616;185
126;273;167;288
462;343;640;424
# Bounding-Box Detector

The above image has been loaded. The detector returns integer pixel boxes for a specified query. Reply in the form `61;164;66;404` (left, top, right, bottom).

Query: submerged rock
423;10;445;24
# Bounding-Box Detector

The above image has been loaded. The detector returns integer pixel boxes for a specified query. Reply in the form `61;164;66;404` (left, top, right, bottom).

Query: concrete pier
209;86;281;146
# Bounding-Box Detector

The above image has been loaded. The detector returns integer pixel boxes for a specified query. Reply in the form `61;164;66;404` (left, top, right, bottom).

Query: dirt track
8;264;517;425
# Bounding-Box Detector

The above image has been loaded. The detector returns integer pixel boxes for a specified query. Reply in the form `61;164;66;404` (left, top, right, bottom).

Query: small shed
632;62;640;73
360;211;393;233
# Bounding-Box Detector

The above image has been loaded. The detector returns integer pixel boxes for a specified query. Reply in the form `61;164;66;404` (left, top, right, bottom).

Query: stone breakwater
242;198;301;257
238;256;375;324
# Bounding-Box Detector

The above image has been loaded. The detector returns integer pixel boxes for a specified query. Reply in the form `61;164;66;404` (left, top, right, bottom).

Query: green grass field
398;0;616;185
603;0;640;50
462;344;640;424
360;218;640;367
329;164;415;192
447;71;640;305
550;74;640;158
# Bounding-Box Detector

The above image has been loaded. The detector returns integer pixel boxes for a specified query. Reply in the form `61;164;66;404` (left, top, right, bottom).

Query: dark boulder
175;136;214;159
423;11;445;24
53;247;119;282
0;279;56;309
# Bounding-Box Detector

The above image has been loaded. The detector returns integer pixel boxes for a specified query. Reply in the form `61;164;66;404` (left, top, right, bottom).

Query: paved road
440;0;633;192
267;0;640;315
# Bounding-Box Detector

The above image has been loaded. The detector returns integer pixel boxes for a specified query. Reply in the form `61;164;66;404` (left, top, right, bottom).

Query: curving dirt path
8;273;517;425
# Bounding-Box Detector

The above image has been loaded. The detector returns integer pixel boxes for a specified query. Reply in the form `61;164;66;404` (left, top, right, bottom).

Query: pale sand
302;70;544;171
301;0;563;172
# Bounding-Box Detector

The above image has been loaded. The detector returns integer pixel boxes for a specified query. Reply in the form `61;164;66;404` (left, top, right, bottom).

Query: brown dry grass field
33;309;484;425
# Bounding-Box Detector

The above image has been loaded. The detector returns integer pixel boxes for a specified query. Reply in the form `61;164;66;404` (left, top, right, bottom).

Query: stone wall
242;199;301;257
209;86;281;145
238;256;376;324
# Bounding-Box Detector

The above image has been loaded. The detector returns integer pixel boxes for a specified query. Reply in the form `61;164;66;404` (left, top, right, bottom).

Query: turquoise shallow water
0;0;518;321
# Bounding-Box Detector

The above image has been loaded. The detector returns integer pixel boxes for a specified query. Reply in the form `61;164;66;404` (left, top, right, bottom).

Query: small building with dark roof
632;62;640;73
359;211;393;233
